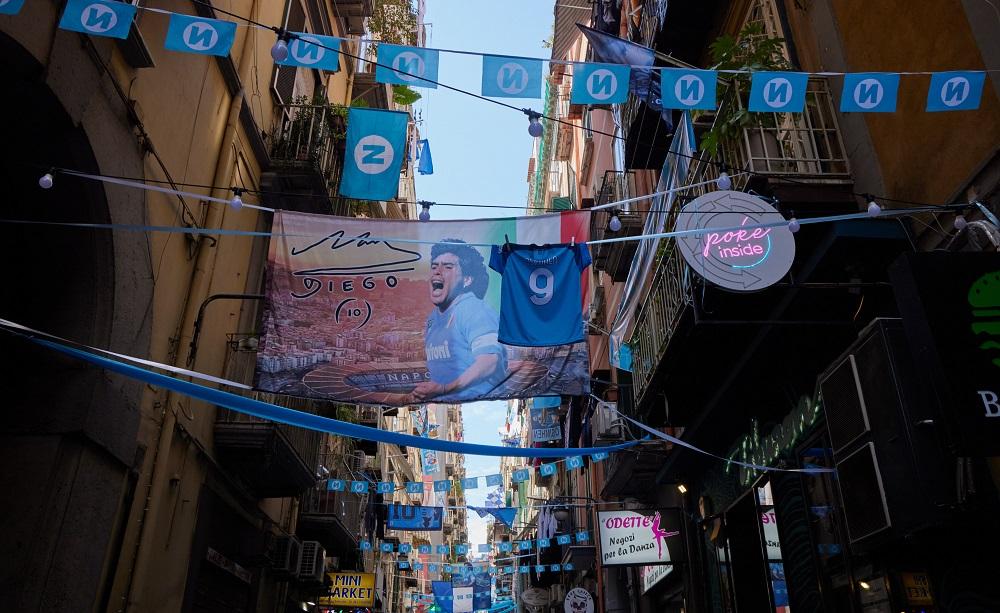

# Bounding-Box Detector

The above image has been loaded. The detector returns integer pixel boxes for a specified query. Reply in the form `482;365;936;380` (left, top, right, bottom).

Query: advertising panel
597;509;685;567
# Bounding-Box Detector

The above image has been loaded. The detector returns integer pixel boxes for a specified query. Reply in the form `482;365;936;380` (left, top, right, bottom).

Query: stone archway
0;24;153;612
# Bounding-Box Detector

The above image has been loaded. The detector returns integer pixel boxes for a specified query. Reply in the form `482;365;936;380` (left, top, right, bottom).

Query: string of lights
130;0;997;219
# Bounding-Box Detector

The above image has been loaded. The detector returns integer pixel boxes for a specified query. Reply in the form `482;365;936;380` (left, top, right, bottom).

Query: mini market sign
675;191;795;291
319;572;375;607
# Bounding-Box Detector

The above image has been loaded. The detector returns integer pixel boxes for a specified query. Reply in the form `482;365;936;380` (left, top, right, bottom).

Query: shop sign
597;509;685;567
205;546;252;584
901;572;934;605
674;190;796;292
890;252;1000;455
320;572;376;607
564;587;595;613
640;564;674;594
726;396;820;486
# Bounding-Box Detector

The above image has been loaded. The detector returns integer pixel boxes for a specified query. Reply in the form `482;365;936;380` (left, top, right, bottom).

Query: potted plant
699;23;790;164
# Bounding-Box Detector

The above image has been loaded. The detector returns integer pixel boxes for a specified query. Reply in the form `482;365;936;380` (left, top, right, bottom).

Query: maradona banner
256;210;591;405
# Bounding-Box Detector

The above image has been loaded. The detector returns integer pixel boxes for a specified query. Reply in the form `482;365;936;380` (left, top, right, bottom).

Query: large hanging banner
257;210;591;405
387;504;444;531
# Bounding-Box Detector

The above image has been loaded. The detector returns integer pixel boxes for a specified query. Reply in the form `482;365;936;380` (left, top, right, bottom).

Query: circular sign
521;587;550;607
674;190;795;292
564;588;594;613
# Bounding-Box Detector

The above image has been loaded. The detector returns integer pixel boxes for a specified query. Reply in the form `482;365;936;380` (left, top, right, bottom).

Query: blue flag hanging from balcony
749;72;809;113
277;33;342;72
339;108;409;200
376;44;439;88
578;24;671;131
59;0;136;40
417;139;434;175
164;13;237;57
481;55;543;98
468;506;517;528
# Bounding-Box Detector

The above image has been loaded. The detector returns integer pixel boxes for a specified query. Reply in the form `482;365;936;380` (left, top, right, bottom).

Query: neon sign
675;191;795;291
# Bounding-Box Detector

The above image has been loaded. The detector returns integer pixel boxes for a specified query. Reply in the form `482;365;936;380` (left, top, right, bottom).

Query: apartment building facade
0;1;424;611
529;0;1000;612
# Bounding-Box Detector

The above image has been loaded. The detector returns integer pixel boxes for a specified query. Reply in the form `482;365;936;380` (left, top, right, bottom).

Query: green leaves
699;23;790;155
392;84;422;106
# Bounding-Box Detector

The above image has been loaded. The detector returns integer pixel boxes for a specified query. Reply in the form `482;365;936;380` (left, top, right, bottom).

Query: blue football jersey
424;292;507;400
489;243;592;347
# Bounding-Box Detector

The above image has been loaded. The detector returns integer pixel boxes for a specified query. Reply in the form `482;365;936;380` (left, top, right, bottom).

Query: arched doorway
0;28;152;611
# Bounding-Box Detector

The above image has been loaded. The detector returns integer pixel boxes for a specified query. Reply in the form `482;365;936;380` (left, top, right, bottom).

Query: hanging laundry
489;242;592;346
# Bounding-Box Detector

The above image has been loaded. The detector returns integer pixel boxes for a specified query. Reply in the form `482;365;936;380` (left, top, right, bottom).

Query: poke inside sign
675;191;795;292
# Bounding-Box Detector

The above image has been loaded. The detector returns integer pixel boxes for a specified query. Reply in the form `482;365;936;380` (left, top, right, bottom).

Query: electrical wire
119;1;996;215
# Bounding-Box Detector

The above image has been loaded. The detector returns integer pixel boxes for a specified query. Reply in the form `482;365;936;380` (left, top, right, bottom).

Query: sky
412;0;556;549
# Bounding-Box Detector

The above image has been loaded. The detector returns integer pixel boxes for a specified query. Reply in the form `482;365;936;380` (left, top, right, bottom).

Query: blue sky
413;0;554;547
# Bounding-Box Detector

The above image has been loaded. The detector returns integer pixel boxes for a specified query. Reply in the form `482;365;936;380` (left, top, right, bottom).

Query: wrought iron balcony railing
625;77;850;406
589;171;644;282
629;244;692;407
214;349;324;497
269;103;346;189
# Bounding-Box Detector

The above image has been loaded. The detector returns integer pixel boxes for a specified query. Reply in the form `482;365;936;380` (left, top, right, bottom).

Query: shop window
799;433;856;611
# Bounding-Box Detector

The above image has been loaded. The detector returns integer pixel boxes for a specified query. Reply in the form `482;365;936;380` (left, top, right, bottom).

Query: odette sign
674;190;795;291
597;509;685;567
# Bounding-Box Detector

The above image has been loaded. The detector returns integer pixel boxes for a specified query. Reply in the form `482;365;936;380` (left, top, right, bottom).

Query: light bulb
419;204;431;222
39;173;54;189
716;171;732;191
608;214;622;232
954;214;968;230
230;194;243;210
271;38;289;62
867;200;881;217
788;218;800;233
527;116;543;138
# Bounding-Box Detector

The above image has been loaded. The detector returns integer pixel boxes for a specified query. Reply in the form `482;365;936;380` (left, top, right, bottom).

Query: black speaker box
818;318;954;550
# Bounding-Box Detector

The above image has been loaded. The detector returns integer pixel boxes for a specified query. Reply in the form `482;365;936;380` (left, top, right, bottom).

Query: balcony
682;77;853;208
352;40;392;109
627;77;856;413
334;0;373;35
601;440;672;498
262;102;348;215
298;469;365;565
589;171;644;282
629;245;693;411
215;350;322;498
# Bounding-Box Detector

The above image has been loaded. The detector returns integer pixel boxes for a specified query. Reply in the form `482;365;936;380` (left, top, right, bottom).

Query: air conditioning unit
347;450;366;473
268;535;302;578
593;401;623;441
297;540;326;584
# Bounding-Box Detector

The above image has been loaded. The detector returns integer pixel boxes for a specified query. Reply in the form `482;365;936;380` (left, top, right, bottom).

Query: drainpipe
123;19;257;610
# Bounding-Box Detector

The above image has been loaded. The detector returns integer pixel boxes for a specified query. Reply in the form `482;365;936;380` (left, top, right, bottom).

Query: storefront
688;251;1000;612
